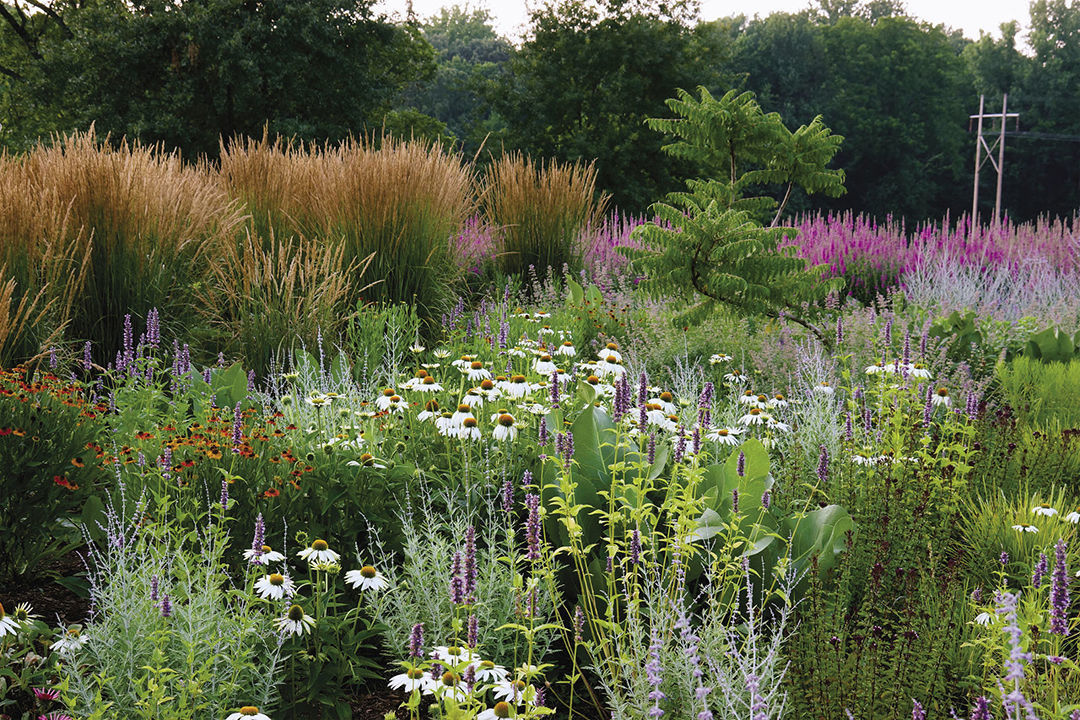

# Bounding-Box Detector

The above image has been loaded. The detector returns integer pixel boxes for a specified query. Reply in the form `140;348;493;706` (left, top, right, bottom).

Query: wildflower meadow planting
3;71;1080;720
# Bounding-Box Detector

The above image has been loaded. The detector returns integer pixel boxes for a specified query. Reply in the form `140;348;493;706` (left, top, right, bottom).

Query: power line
1004;130;1080;143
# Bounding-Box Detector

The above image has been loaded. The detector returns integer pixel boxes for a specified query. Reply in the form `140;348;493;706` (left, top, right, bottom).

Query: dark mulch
348;690;413;720
4;549;91;626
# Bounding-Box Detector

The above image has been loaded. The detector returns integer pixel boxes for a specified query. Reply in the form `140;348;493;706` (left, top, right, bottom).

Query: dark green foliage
0;0;435;158
625;87;845;341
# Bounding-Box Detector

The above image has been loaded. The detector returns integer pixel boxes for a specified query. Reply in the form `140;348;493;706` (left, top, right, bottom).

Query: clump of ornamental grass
203;226;368;377
62;491;285;720
481;151;609;280
19;129;243;354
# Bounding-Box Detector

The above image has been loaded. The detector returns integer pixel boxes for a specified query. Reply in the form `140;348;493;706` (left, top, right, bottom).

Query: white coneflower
255;573;296;601
382;395;408;413
599;342;622;363
346;453;386;469
50;626;87;653
226;706;271;720
533;355;558;376
865;362;890;375
537;324;555;335
595;355;626;378
410;343;426;353
814;382;835;395
375;388;397;411
458;417;482;441
493;414;518;442
974;612;993;626
1065;508;1080;524
435;412;458;437
464;360;492;382
584;374;614;398
276;604;316;636
472;659;510;683
452;355;476;369
555;341;576;357
517;401;549;416
850;452;881;466
11;602;38;626
1033;503;1058;518
1012;524;1039;534
297;539;340;565
492;678;532;704
464;388;487;408
768;393;789;408
306;394;331;407
432;644;479;664
709;353;732;364
739;407;769;425
244;545;286;564
450;403;474;427
501;375;531;399
766;417;791;433
906;362;932;378
723;369;746;384
651;391;678;415
0;602;19;637
738;390;760;406
388;667;435;694
418;400;441;422
434;671;469;702
433;348;452;359
478;702;514;720
706;427;744;445
931;387;951;407
421;362;441;369
344;565;389;592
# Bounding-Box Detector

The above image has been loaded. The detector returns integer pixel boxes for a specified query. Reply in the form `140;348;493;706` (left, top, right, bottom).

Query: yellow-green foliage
997;355;1080;429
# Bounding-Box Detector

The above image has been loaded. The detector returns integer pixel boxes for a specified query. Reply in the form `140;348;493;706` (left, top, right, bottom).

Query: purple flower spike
408;622;424;658
1051;538;1069;635
525;493;541;562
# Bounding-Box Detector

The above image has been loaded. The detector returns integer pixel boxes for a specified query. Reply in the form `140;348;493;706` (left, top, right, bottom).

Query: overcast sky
374;0;1032;43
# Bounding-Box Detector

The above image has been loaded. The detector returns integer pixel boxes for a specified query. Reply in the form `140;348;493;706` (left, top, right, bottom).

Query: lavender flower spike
646;625;665;718
1050;537;1070;635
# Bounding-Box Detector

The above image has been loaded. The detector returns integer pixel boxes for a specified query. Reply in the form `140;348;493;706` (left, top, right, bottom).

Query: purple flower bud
150;575;159;602
923;385;934;426
647;433;656;465
817;445;829;485
732;489;739;514
83;341;92;372
737;451;745;477
550;371;560;408
220;477;229;512
463;526;477;601
902;331;911;365
761;490;771;509
525;493;541;562
646;626;666;717
629;529;641;567
836;314;844;345
1000;551;1009;567
467;614;478;647
969;696;991;720
217;351;225;368
250;513;265;563
573;605;584;643
911;700;925;720
409;622;424;658
231;402;243;452
1051;538;1069;635
538;416;548;446
502;478;514;514
450;551;465;605
203;367;212;384
638;371;648;405
160;593;171;618
1033;553;1048;589
674;428;686;463
146;308;160;347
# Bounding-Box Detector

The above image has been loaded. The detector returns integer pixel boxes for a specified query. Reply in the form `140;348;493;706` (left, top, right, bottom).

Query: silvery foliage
598;565;793;720
370;485;557;669
63;493;285;719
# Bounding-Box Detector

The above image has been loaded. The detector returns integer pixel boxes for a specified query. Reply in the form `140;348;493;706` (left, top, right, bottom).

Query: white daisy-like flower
492;678;532;705
766;417;791;433
865;362;891;375
465;388;488;407
297;539;340;565
255;573;296;601
974;612;993;626
458;417;482;441
501;376;531;399
583;375;614;397
1012;524;1039;533
478;703;514;720
11;602;38;627
768;393;789;408
226;706;271;720
595;356;626;378
650;392;678;415
388;667;435;694
432;644;479;665
463;361;492;382
533;355;558;376
375;389;398;411
814;382;835;395
931;388;951;407
306;394;332;407
738;390;761;406
417;401;442;423
851;453;881;466
723;370;747;384
344;565;389;592
276;604;316;636
346;453;387;469
532;311;552;320
383;395;409;413
709;353;732;365
493;414;518;442
517;401;549;416
433;348;452;359
906;363;932;379
555;341;576;357
599;342;622;363
452;355;476;369
472;659;510;683
1032;503;1058;518
244;545;286;564
0;602;19;637
537;325;555;335
739;408;769;425
433;672;469;702
1065;509;1080;524
435;413;458;436
410;344;426;353
450;403;474;427
705;427;744;445
421;362;441;369
51;626;88;653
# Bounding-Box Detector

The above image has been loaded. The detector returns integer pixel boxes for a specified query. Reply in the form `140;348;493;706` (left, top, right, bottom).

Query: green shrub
997;355;1080;429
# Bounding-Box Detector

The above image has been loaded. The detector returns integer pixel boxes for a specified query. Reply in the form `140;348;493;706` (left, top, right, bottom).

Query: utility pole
969;94;1019;224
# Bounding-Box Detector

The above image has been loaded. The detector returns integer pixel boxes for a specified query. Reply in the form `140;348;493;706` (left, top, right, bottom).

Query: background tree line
2;0;1077;223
